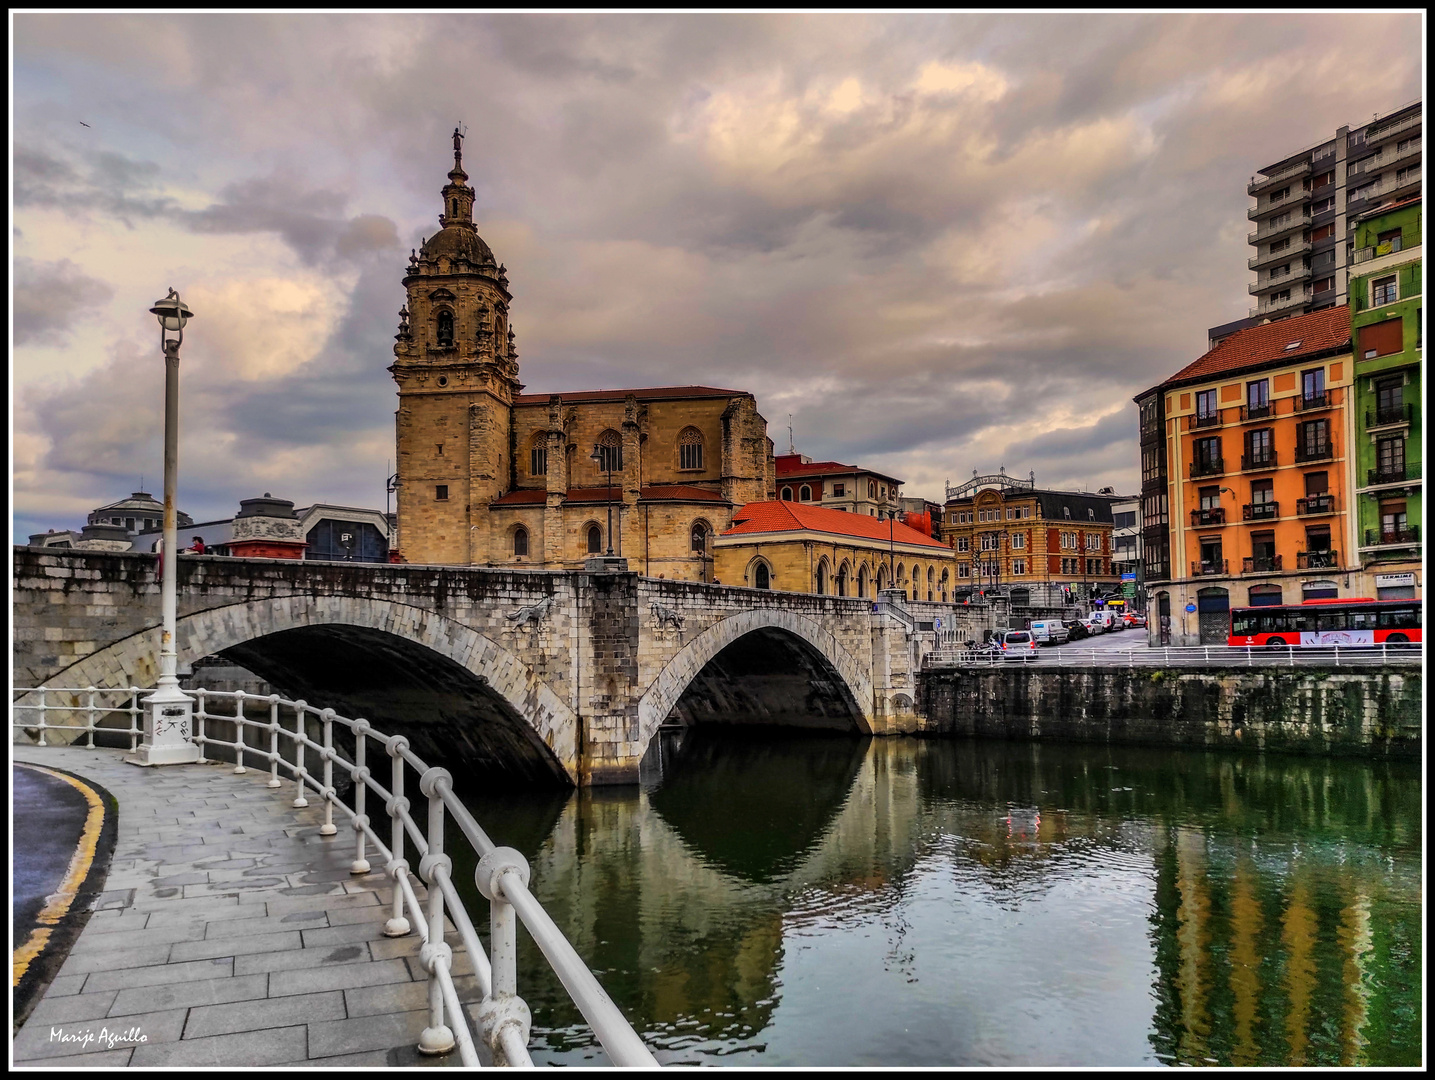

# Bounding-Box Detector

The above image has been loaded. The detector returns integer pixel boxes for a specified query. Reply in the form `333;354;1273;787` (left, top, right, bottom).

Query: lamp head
149;289;194;333
590;445;603;464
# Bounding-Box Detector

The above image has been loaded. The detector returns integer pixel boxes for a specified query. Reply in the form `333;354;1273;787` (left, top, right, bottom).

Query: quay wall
918;666;1422;758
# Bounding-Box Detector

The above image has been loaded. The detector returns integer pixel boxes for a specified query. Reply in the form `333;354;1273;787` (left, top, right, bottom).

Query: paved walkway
12;746;476;1067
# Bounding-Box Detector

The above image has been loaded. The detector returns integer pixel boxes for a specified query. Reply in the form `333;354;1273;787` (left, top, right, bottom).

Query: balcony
1248;210;1312;246
1347;172;1421;214
1241;451;1278;471
1367;461;1421;486
1296;550;1339;570
1293;391;1331;412
1248;159;1310;197
1189;458;1225;479
1242;554;1283;573
1192;411;1222;429
1249;239;1311;271
1243;501;1279;521
1294;442;1334;463
1296;494;1336;516
1248;188;1311;221
1249;289;1311;320
1191;559;1228;578
1240;402;1275;422
1353;138;1422;179
1249;265;1312;296
1190;507;1226;527
1364;526;1420;548
1366;111;1421;143
1366;403;1413;430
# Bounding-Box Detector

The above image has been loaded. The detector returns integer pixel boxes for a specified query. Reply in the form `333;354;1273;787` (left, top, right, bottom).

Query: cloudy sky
11;12;1423;541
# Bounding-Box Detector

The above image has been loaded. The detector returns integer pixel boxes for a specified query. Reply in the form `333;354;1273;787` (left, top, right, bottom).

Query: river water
450;733;1422;1067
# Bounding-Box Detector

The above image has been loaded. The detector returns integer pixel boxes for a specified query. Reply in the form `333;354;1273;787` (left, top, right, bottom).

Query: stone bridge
13;548;938;785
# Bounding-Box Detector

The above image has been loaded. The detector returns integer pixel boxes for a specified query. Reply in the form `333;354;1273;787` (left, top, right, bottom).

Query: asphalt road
13;765;91;939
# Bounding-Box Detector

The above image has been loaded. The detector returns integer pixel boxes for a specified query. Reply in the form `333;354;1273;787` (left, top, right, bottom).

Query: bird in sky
78;121;90;128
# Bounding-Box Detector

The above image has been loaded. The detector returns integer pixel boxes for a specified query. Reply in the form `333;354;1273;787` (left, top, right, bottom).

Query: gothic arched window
587;524;602;554
754;562;771;590
513;527;529;557
857;565;869;598
868;480;877;499
690;521;708;553
816;560;828;594
597;430;622;474
530;439;548;477
437;310;454;347
678;427;704;471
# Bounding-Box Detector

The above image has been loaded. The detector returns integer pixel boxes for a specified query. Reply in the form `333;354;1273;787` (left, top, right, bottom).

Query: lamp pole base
126;684;200;767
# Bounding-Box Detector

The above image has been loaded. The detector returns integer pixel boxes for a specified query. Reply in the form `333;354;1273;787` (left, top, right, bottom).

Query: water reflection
450;736;1420;1067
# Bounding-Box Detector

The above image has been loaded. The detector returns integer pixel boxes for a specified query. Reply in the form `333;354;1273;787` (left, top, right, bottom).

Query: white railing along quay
921;643;1424;669
12;687;659;1070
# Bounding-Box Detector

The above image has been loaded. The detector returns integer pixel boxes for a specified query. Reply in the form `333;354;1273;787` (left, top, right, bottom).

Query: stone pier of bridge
13;548;960;786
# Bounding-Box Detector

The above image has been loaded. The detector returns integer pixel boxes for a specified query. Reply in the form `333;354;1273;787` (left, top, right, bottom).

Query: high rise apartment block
1245;100;1420;325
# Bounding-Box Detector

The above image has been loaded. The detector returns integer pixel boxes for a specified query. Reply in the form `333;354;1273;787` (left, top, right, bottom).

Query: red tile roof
639;485;728;503
1354;194;1421;223
774;455;903;484
1163;306;1352;388
513;386;745;405
721;501;949;550
490;489;549;506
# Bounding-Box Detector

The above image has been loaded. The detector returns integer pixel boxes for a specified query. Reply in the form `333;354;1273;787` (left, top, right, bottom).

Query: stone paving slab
12;746;472;1068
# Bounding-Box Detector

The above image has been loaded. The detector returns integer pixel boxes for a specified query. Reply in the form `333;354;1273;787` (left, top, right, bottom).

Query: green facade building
1348;196;1421;599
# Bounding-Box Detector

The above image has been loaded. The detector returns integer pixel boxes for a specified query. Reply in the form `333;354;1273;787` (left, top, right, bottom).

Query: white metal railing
1247;210;1311;246
12;687;659;1070
1247;158;1311;196
920;643;1424;669
1249;239;1311;271
1348;172;1420;208
1366;111;1421;144
1352;137;1421;176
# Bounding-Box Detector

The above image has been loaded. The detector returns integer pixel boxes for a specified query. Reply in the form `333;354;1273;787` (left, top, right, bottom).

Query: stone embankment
918;665;1422;758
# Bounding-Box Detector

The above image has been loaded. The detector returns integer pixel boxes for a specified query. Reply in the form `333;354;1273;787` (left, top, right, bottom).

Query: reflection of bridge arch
637;608;874;748
38;596;579;784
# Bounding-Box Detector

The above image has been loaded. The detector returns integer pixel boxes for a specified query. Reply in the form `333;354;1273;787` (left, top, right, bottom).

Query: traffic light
1063;587;1073;604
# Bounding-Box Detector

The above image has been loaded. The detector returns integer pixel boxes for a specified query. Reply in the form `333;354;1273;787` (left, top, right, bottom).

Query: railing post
417;767;456;1056
351;720;371;875
128;687;142;752
319;709;337;836
1247;646;1253;666
85;686;98;748
384;736;412;937
1334;644;1340;668
195;688;208;763
477;847;534;1065
233;692;247;773
36;687;47;745
267;696;282;787
292;701;309;808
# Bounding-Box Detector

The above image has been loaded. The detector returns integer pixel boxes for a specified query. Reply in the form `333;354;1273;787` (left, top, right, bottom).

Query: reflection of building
1243;101;1420;325
1139;307;1358;645
28;490;193;549
775;453;903;518
391;134;773;573
1348;197;1422;600
939;470;1120;607
713;500;954;597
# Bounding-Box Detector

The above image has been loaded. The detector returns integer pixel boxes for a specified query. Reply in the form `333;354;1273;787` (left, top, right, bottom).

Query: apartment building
774;453;903;517
1246;100;1420;324
1111;496;1143;610
1142;307;1358;645
940;470;1120;607
1349;196;1422;600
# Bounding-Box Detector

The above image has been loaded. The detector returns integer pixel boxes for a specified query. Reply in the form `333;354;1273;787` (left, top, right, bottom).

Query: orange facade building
1145;307;1358;644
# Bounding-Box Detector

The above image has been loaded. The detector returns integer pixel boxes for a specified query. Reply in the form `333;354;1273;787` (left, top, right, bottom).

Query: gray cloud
13;257;116;345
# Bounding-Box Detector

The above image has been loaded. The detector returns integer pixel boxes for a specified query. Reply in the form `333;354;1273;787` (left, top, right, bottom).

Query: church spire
439;125;475;230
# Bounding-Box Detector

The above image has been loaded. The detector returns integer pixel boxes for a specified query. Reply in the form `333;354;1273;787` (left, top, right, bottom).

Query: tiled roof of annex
720;500;949;550
774;454;903;485
512;385;745;405
1161;305;1352;389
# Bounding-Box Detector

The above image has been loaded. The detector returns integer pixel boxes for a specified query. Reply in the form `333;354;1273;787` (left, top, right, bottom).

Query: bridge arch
36;595;579;785
637;607;874;749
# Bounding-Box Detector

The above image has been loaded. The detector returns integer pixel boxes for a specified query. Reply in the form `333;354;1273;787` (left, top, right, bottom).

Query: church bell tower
391;129;522;564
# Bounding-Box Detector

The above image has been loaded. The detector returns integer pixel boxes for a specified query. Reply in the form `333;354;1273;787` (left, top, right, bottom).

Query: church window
816;560;828;594
868;480;877;498
436;376;448;387
781;486;793;501
799;484;812;501
451;198;458;218
437;310;454;347
678;427;704;471
435;485;449;501
857;565;869;598
690;521;708;553
596;430;622;473
513;527;528;557
436;444;444;456
530;442;547;477
836;564;849;596
754;562;771;590
587;524;602;554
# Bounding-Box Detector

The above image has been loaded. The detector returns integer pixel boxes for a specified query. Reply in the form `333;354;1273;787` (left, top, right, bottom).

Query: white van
1029;620;1069;645
1086;611;1119;633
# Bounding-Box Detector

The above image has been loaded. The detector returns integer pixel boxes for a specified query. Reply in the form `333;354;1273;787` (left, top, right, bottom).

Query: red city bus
1228;597;1422;647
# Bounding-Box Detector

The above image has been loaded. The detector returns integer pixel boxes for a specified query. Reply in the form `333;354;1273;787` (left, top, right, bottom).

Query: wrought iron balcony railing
1240;402;1275;421
1364;526;1420;547
1293;391;1330;412
1189;458;1225;479
1243;502;1279;521
1297;549;1339;569
1367;403;1413;429
1294;443;1333;463
1367;461;1420;486
1191;559;1228;577
1241;451;1278;471
1242;554;1282;573
1190;507;1226;527
1296;494;1336;515
1192;411;1222;429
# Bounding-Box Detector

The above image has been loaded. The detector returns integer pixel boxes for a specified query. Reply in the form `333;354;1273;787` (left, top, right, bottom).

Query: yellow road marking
12;764;107;987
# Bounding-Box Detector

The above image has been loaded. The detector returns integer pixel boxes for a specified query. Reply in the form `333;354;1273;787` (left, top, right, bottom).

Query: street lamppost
130;289;200;766
590;444;615;556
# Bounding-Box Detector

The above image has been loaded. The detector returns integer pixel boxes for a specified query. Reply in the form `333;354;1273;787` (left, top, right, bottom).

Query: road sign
1121;572;1137;581
1185;603;1196;613
934;617;943;630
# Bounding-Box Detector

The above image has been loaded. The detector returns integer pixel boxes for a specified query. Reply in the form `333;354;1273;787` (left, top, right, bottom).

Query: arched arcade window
781;486;793;501
754;562;771;590
690;521;709;553
816;559;828;594
437;310;454;347
799;484;812;501
857;565;869;598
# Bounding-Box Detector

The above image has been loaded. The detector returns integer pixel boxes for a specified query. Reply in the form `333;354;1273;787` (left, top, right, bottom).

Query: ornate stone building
391;133;775;575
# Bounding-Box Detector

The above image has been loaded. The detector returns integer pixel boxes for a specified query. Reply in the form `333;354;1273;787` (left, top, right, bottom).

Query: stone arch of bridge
37;595;579;785
637;607;874;749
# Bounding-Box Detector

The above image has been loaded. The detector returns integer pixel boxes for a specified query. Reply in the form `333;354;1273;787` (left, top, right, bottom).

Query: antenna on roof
787;414;795;456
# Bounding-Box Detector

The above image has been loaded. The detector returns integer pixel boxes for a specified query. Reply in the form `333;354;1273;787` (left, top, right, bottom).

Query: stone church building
392;133;776;576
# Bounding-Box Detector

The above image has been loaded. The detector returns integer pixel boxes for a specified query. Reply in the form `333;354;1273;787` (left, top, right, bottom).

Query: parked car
1029;619;1070;646
1063;619;1089;642
1122;612;1147;628
1000;629;1039;662
1089;611;1121;633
